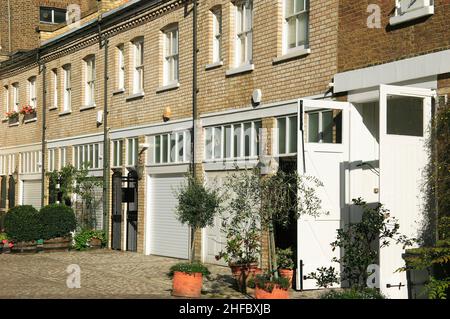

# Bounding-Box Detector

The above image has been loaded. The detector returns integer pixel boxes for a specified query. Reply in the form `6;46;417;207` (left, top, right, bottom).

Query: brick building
0;0;449;298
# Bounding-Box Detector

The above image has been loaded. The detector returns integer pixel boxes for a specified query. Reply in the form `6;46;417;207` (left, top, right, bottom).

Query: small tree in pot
172;173;223;298
276;247;295;287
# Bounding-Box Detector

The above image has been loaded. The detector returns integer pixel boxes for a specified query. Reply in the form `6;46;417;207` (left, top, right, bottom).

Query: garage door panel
22;180;42;210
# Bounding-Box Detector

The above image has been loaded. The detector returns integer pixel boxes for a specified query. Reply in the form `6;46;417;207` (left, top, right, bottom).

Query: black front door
111;171;122;250
126;170;138;252
8;176;15;208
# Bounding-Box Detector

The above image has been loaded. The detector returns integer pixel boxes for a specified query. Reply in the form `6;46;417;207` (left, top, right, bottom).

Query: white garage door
204;171;235;266
148;174;189;259
22;180;42;210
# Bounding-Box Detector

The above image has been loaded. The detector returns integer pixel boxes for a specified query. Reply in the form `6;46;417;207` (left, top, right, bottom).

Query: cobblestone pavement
0;250;323;299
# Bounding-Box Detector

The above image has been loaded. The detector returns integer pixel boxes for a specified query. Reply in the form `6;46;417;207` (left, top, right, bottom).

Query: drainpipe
39;51;47;208
98;16;110;244
7;0;11;52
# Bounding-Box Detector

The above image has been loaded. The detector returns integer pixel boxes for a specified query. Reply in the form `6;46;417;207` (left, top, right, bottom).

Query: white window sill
8;122;19;127
126;92;145;101
49;106;58;111
113;88;125;95
24;118;37;124
226;64;254;76
1;118;8;123
80;104;96;111
205;61;223;70
59;110;72;116
156;82;180;93
389;6;434;26
273;48;311;64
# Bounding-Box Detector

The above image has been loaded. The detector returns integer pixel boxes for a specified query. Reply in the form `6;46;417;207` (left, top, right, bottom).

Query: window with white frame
132;39;144;94
0;155;6;176
150;130;191;165
284;0;309;52
2;86;8;115
48;149;55;172
127;137;139;167
63;64;71;112
74;143;102;170
7;154;15;175
58;147;66;170
235;0;253;67
84;56;96;106
28;77;37;108
390;0;435;25
12;83;19;112
211;7;222;63
277;116;297;156
163;26;179;85
204;120;261;161
39;7;66;24
117;44;125;90
307;110;342;144
20;151;41;174
112;140;123;168
52;69;58;108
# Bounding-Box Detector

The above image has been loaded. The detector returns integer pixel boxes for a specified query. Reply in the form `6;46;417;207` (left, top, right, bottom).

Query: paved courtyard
0;249;324;299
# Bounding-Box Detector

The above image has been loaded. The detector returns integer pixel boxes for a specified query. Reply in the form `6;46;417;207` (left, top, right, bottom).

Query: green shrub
4;205;40;242
251;274;290;292
320;288;385;299
73;229;106;250
0;233;7;241
276;247;295;270
168;262;211;277
39;204;76;240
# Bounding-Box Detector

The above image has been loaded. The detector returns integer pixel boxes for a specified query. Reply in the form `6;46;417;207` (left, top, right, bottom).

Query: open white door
296;99;350;290
379;84;434;299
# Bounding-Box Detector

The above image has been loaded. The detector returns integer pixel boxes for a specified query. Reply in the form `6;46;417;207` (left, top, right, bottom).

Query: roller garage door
22;180;42;209
148;174;189;259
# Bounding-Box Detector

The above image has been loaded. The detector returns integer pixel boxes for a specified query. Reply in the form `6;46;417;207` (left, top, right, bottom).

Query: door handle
386;283;405;290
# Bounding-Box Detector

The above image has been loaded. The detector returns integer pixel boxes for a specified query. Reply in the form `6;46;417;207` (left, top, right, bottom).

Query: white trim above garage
334;49;450;93
47;133;103;149
110;118;193;140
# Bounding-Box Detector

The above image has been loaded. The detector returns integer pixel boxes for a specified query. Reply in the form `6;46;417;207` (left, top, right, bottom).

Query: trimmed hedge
39;204;76;240
4;206;40;242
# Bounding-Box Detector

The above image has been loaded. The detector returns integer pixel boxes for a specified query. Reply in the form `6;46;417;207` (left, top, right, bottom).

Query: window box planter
8;116;19;125
43;236;72;252
23;112;37;122
11;241;37;254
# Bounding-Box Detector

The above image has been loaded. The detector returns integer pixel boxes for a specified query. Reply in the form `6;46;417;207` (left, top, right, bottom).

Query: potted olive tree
171;173;223;298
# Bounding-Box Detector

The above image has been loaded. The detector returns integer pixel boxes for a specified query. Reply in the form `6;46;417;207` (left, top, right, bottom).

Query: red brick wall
338;0;450;73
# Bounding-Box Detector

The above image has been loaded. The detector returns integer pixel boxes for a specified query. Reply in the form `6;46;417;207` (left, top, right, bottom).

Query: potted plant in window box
5;111;19;125
20;105;36;122
171;173;223;297
276;247;295;288
250;273;290;299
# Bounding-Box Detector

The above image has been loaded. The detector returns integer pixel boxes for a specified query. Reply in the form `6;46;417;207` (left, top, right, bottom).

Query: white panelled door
22;180;42;210
379;84;433;299
148;174;189;259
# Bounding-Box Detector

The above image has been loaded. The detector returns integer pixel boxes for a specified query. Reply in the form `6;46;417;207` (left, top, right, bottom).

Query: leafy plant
331;198;412;289
320;288;385;299
39;204;76;240
4;205;40;242
306;266;340;288
276;247;295;270
175;173;223;263
0;233;7;241
168;262;211;277
425;276;450;299
251;274;290;292
73;229;106;250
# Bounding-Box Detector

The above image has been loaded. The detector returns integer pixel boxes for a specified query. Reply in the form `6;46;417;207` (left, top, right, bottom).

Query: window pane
387;96;423;137
322;111;333;143
253;121;262;156
172;30;178;54
127;139;133;165
134;138;139;165
234;125;242;158
244;123;251;157
89;145;94;168
297;14;308;47
40;8;52;23
278;118;286;154
54;9;66;24
155;136;161;163
224;125;232;158
308;113;319;143
170;133;176;163
95;144;99;168
295;0;305;12
288;18;296;49
285;0;294;16
213;127;222;159
177;133;184;162
205;128;212;160
162;135;168;163
289;116;298;153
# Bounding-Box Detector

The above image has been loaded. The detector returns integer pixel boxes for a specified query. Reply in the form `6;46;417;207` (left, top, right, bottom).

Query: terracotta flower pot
279;269;294;288
89;237;102;249
172;271;203;298
229;263;260;292
255;285;289;299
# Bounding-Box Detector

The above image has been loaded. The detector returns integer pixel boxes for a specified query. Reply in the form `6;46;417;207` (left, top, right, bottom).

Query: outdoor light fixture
163;106;172;122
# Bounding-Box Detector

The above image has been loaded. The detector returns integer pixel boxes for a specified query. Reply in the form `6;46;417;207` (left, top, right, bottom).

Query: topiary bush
39;204;76;240
320;288;385;299
4;205;40;242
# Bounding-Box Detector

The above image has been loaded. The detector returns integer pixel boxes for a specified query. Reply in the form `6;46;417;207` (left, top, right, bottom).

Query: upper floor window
20;151;42;174
12;83;19;112
163;26;179;85
235;0;253;67
117;44;125;91
284;0;309;52
132;39;144;94
40;7;66;24
127;137;139;167
28;77;37;108
2;86;9;114
84;56;96;106
390;0;435;26
48;149;56;172
74;143;102;170
277;116;297;156
112;140;123;168
211;7;222;64
52;69;58;109
150;130;191;165
62;64;72;112
58;147;67;170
